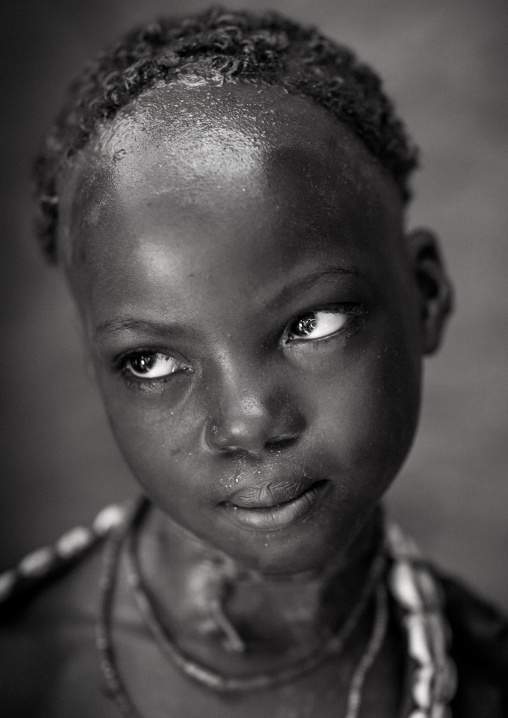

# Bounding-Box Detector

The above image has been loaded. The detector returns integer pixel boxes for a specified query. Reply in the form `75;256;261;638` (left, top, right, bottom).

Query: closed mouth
221;479;329;532
226;476;318;509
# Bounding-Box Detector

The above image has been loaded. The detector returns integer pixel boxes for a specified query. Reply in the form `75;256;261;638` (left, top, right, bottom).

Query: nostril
264;434;299;451
218;445;258;458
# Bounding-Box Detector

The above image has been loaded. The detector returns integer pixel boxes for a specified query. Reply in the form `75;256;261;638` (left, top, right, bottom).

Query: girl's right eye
122;351;184;380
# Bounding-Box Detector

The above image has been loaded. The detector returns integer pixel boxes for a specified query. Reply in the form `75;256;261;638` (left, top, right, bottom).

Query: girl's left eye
123;351;182;379
286;309;350;342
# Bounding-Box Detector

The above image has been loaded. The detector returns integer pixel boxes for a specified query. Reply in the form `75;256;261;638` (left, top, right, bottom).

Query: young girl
1;8;506;717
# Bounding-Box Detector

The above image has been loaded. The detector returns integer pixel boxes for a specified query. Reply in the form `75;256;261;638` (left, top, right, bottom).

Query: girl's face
58;83;440;574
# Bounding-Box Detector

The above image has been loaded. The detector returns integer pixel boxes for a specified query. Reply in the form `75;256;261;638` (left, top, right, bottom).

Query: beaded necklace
96;500;389;718
123;497;387;692
94;500;456;718
0;500;457;718
384;523;457;717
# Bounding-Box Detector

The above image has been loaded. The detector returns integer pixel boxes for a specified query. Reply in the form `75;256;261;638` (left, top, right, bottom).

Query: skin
55;82;452;715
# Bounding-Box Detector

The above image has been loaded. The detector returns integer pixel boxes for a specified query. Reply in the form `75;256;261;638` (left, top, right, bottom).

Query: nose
204;372;305;457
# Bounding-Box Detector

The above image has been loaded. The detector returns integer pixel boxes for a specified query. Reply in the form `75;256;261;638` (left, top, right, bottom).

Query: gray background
1;0;507;608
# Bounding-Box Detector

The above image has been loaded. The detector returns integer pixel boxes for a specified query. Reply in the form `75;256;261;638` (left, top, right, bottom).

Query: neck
135;501;384;674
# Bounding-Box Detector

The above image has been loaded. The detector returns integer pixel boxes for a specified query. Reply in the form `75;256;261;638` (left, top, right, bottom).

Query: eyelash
112;303;366;388
112;350;189;391
283;303;366;345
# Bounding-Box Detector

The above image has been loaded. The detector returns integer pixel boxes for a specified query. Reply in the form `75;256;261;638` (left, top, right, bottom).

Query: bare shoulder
0;506;127;718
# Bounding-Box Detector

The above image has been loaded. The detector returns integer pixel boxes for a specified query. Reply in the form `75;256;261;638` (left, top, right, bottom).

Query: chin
211;512;373;577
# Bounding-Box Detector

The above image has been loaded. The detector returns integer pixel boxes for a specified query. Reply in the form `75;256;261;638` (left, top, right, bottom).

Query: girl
1;8;506;717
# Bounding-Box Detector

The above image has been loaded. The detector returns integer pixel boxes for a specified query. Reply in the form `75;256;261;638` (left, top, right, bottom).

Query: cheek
97;374;207;495
311;331;422;489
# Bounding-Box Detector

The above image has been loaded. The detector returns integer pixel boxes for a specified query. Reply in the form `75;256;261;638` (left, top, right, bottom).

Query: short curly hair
34;6;419;263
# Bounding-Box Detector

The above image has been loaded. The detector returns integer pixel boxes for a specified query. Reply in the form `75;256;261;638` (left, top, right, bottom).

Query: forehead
57;82;402;266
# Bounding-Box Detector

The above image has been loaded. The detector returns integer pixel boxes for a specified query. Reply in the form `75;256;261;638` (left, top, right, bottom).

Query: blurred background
0;0;507;608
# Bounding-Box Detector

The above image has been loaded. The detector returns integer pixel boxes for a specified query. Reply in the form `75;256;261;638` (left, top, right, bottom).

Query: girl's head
35;8;452;574
35;7;419;264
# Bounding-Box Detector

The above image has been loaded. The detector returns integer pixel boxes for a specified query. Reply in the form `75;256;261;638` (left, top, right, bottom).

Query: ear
406;229;454;355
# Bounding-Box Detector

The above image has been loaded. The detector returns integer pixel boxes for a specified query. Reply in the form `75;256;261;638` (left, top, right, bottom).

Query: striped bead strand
0;504;127;605
386;523;457;718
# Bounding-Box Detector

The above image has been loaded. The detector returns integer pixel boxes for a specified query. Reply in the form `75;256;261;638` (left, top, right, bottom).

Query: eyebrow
267;266;368;311
94;317;190;340
94;266;367;340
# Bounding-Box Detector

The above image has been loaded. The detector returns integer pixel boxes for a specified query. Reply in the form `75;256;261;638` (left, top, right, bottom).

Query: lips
221;477;328;531
227;476;316;509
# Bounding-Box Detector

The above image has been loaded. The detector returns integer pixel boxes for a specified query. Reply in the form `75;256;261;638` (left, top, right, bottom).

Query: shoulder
439;571;508;718
0;505;127;718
